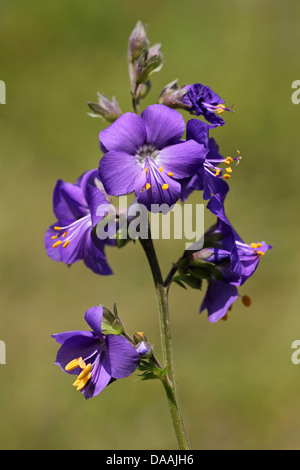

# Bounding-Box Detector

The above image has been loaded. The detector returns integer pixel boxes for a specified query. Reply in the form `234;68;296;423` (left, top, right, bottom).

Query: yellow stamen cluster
216;103;226;115
52;227;70;249
250;242;264;256
65;357;92;392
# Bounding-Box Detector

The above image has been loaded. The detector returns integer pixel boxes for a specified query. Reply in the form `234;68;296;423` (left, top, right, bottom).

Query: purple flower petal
99;151;144;196
158;140;207;179
99;112;147;154
84;306;105;339
200;280;238;323
105;335;140;379
141;104;185;149
53;332;100;373
135;162;181;213
53;179;88;221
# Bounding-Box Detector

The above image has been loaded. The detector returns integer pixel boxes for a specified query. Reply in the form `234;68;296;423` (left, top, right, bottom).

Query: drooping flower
52;306;141;399
182;83;233;126
98;104;207;213
44;169;114;275
187;218;272;322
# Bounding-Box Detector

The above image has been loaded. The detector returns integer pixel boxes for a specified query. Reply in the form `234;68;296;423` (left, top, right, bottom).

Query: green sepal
137;359;167;382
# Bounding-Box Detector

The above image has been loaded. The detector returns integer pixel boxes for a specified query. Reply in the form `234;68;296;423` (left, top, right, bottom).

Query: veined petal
186;119;210;148
84;236;113;276
135;162;181;213
98;151;144;196
158;140;207;179
99;112;146;154
200;279;238;323
83;358;112;399
52;333;100;373
105;335;140;379
84;306;105;340
53;179;88;221
141;104;185;149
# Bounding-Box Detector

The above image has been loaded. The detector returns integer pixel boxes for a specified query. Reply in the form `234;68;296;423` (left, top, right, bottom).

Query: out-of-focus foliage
0;0;299;450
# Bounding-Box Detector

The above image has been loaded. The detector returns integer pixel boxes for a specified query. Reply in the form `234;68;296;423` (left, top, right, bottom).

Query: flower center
135;144;159;166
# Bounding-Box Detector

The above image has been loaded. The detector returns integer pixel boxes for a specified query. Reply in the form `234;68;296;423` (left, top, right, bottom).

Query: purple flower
52;306;140;399
182;83;233;126
190;218;272;322
98;104;207;213
44;170;113;275
180;120;241;204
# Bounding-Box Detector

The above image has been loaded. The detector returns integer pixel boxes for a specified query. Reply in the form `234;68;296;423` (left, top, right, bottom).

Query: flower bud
158;80;190;110
87;94;122;122
136;341;153;358
128;21;149;62
134;44;163;85
133;331;148;344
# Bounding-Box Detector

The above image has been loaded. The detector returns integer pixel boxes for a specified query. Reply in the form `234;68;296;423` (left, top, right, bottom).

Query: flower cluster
46;21;271;400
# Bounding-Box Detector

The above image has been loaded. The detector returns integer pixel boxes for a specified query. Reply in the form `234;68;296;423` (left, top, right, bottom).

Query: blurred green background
0;0;299;450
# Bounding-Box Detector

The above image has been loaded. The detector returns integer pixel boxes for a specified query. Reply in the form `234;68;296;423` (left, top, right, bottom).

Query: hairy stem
139;232;191;450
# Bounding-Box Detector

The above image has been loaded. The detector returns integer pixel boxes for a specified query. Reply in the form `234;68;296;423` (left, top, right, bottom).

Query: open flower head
44;170;114;275
98;104;207;213
52;306;140;399
188;218;272;322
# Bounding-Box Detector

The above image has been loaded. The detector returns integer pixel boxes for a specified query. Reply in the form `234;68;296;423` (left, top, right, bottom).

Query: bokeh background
0;0;299;450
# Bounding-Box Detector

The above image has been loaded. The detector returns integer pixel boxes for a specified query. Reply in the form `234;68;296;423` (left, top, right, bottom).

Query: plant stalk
139;232;191;450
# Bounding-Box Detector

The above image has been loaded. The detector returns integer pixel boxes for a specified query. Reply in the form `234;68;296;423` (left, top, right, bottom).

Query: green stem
139;232;191;450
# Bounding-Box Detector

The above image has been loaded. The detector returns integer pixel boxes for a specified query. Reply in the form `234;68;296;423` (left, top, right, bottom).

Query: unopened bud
87;94;122;122
134;44;163;85
136;341;153;358
128;21;149;62
133;331;148;344
158;80;190;110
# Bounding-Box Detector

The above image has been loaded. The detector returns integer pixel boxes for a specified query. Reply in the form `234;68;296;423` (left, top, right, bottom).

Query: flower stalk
139;230;191;450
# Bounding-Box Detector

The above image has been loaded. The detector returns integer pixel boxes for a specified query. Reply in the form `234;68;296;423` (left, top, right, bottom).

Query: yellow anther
144;168;148;174
65;357;84;371
159;166;163;173
256;251;265;256
256;243;262;248
226;157;233;164
242;295;252;307
223;174;231;179
77;363;92;381
162;184;169;190
145;183;151;190
75;373;92;391
62;231;68;238
215;169;221;176
167;172;174;177
226;167;232;173
51;235;58;240
78;357;86;369
250;243;257;249
54;226;62;231
52;240;63;248
63;240;70;248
